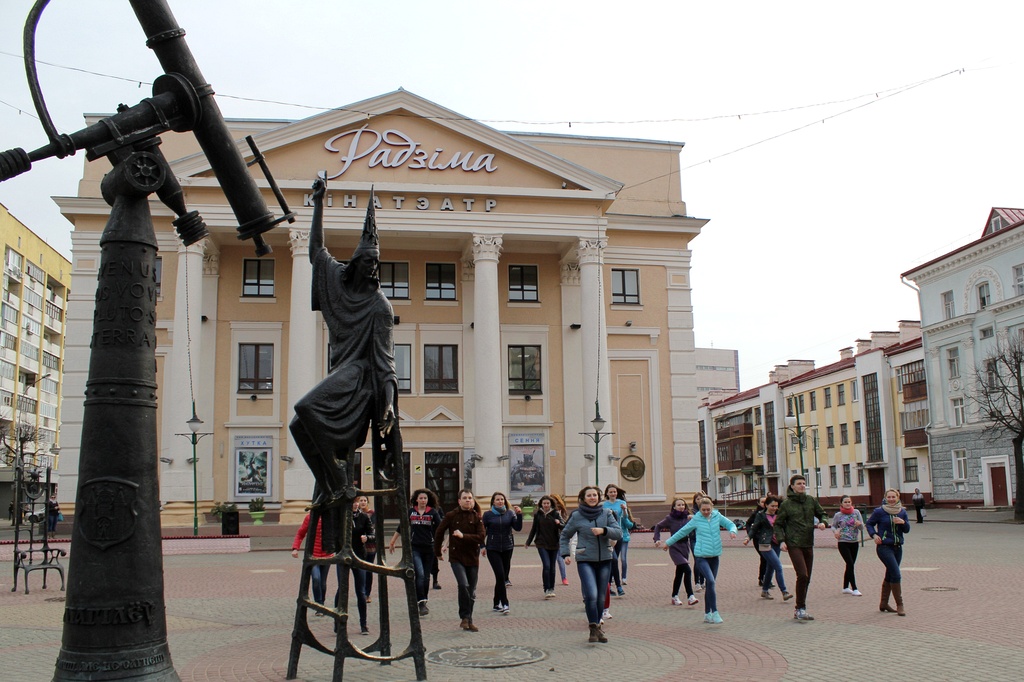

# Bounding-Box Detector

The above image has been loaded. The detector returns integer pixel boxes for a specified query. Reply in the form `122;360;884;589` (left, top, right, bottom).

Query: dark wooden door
991;465;1009;506
425;452;460;514
868;469;885;506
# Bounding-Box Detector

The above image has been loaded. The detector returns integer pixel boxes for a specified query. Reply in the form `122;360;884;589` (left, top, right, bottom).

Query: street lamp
175;402;212;536
783;402;808;483
580;401;614;488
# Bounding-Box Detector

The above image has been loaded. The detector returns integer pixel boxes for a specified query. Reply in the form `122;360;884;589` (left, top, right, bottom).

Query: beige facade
55;90;707;522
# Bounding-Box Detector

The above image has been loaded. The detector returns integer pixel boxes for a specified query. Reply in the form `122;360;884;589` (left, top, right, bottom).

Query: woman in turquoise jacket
658;496;737;624
603;484;634;595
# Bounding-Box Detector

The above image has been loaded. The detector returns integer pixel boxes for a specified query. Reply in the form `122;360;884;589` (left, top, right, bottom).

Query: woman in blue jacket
603;484;634;595
482;491;522;614
865;488;911;616
658;496;737;624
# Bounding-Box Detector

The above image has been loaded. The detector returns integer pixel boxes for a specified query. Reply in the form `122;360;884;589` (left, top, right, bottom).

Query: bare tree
0;420;42;468
968;334;1024;523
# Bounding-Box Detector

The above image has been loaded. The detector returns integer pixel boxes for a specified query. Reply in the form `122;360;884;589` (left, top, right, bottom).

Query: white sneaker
501;604;510;614
601;608;612;620
842;587;854;595
622;579;628;586
671;596;684;606
695;584;704;593
687;595;699;605
851;589;863;597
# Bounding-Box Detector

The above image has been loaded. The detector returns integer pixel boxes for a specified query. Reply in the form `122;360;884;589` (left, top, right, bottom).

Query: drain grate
921;586;958;592
427;645;547;669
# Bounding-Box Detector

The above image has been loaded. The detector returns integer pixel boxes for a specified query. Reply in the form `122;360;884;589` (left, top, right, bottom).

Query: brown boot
891;583;906;616
460;618;470;630
465;619;479;632
588;623;599;643
879;581;896;613
596;624;608;643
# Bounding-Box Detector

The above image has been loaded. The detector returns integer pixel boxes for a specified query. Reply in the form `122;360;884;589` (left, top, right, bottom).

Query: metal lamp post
580;401;614;488
783;402;808;481
176;403;212;537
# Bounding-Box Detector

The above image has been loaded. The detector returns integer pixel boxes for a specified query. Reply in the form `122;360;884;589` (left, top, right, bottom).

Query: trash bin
221;510;240;535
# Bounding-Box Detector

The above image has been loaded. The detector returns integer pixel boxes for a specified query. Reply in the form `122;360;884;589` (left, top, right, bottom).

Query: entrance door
990;465;1009;506
868;469;886;506
425;452;460;514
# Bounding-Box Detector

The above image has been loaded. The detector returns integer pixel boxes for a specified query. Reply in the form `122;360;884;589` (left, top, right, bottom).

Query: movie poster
234;435;271;498
508;433;545;495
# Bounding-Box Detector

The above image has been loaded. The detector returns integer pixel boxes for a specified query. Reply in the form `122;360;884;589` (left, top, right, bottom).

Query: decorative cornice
560;261;581;286
471;234;503;262
577;238;607;265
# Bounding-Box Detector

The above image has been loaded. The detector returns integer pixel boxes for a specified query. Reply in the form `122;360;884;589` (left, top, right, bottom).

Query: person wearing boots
866;488;911;616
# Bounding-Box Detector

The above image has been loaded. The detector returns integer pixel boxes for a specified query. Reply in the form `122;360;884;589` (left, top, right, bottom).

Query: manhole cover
427;645;547;669
922;586;958;592
45;597;66;602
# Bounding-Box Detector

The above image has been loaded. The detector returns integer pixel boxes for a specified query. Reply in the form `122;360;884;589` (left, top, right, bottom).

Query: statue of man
290;177;398;507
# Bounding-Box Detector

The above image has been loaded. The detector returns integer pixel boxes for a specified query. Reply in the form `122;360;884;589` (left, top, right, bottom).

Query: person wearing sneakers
866;488;911;616
434;489;486;632
560;485;622;644
550;494;571;586
482;491;523;615
773;474;828;622
653;498;699;607
603;484;633;596
525;495;566;599
658;496;737;624
743;494;793;602
388;488;443;618
831;495;866;597
689;492;708;593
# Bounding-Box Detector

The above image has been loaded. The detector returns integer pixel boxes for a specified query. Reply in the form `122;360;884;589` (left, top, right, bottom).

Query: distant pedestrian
344;500;374;635
603;484;633;594
560;485;622;643
689;491;708;592
550;494;571;585
773;474;827;621
743;494;792;601
47;495;61;538
356;495;377;602
912;488;926;524
434;489;486;632
291;513;330;610
524;495;565;598
658;496;737;624
866;488;911;616
744;496;768;589
388;488;443;617
482;491;522;614
652;498;698;607
8;500;14;524
831;495;866;596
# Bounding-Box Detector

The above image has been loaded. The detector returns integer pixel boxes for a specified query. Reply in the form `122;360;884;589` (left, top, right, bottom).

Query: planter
249;511;266;526
521;506;535;522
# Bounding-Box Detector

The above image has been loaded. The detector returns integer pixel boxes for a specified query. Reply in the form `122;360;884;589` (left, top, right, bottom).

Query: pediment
172;89;622;197
421;405;463;423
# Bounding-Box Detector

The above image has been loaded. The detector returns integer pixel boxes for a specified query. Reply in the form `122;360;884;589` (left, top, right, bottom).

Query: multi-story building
55;90;710;522
698;322;927;506
695;347;740;401
0;202;71;512
903;208;1022;507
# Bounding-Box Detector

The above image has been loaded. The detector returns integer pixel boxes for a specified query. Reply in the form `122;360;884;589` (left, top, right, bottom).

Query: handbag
57;512;64;521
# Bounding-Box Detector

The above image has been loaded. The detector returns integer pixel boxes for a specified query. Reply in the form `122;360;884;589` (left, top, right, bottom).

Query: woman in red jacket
291;512;330;610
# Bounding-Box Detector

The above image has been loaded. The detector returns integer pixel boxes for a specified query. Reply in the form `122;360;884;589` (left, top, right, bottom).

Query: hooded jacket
559;506;622;563
773;491;826;548
652;509;691;565
665;509;737;558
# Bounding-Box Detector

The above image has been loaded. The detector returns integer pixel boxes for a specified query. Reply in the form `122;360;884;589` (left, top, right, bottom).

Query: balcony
904;428;928;448
903;380;927;401
716;422;754;441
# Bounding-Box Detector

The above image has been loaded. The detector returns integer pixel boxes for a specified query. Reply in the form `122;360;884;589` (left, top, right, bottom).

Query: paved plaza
2;512;1022;681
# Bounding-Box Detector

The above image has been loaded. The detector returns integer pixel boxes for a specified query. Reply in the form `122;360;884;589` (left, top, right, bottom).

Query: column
469;235;505;494
284;228;319;505
560;259;586;492
577;238;614;487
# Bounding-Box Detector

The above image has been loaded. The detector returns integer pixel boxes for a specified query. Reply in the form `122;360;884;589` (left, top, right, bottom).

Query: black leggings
837;542;859;590
672;563;693;598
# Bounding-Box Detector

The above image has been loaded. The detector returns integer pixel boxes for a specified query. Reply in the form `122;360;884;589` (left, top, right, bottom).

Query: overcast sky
2;1;1022;388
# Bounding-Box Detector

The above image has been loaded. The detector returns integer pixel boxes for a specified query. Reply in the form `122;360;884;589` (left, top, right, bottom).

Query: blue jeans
537;547;558;591
876;543;903;583
411;544;433;602
610;540;629;587
449;561;479;620
557;554;567;580
334;564;368;628
759;545;787;593
576;560;613;625
694;556;720;614
311;564;328;605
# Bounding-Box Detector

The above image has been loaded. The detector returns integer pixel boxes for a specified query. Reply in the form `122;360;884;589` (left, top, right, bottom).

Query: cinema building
55;90;708;522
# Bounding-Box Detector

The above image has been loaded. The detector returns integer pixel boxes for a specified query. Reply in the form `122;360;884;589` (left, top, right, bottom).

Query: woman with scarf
831;495;866;597
866;488;911;616
560;485;622;643
434;489;486;631
743;494;792;601
525;495;566;598
652;498;698;606
482;491;522;614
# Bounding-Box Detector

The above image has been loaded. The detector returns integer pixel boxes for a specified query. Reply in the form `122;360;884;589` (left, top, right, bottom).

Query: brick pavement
2;519;1022;681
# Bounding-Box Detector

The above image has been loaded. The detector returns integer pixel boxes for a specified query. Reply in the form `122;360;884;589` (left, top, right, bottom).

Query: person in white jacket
657;497;737;624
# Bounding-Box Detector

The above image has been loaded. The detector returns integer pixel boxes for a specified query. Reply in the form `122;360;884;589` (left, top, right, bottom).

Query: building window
815;468;822;489
425;263;457;300
754;406;762;425
851;378;858;402
824;387;832;408
978;282;991;310
508;345;541;393
904;457;919;483
980;326;994;339
809;391;816;410
155;257;162;297
857;467;865;486
798;394;805;413
837;383;846;405
942;290;955;319
380;262;410;299
508;265;539;302
826;426;835;448
242;259;275;297
1015;265;1024;297
952;449;968;481
863;373;883;462
947;347;960;379
952;397;966;426
842;463;851;486
829;466;837;488
395;344;411;392
840;423;849;445
238;343;273;392
985;359;999;391
424;344;458;392
611;269;640;305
